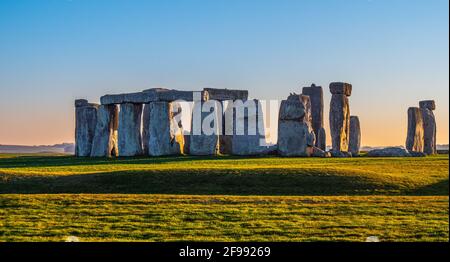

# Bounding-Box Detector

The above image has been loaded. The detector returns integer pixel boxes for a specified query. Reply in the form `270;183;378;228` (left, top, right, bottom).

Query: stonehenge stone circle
90;104;119;157
75;99;99;157
277;94;316;156
419;100;437;155
329;82;351;153
406;107;424;153
147;102;184;156
76;84;439;159
348;116;361;156
302;84;326;150
118;103;143;156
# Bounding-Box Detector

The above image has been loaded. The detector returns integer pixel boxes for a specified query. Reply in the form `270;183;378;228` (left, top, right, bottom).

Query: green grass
0;154;448;242
0;194;447;242
0;154;448;195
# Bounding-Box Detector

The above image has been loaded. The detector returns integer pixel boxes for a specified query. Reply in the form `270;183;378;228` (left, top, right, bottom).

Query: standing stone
419;100;437;155
90;104;119;157
118;103;143;156
220;101;234;154
405;107;424;152
231;99;275;155
75;99;99;157
302;84;326;150
147;102;184;156
189;101;220;155
277;94;316;156
329;82;352;153
348;116;361;156
142;104;151;155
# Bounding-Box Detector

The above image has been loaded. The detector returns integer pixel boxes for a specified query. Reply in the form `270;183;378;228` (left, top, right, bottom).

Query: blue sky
0;0;448;145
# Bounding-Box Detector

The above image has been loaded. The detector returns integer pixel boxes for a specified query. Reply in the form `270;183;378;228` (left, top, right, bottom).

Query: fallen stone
118;103;143;156
329;150;352;157
367;147;411;157
329;82;352;96
311;147;330;157
409;151;427;157
405;107;424;152
203;88;248;101
348;116;361;156
75;101;99;157
90;104;119;157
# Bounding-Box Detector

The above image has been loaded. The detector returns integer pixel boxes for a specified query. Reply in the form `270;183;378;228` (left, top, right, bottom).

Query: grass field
0;154;448;241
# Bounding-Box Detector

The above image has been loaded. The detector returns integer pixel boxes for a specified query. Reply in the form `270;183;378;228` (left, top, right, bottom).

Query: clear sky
0;0;448;146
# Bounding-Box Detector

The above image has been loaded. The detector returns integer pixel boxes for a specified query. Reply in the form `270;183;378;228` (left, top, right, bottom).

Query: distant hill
0;143;75;154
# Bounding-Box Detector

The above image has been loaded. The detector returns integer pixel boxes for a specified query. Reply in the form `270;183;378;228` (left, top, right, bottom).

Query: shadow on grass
0;154;254;168
409;179;449;195
1;168;440;195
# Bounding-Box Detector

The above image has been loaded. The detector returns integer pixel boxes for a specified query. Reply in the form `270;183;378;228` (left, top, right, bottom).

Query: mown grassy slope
0;154;448;195
0;194;448;242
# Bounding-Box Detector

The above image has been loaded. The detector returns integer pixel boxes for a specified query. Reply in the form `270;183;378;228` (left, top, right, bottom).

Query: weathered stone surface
189;101;220;155
90;104;119;157
329;150;352;157
302;84;325;150
279;94;307;121
419;100;436;111
75;101;99;157
203;88;248;101
231;100;274;155
409;151;427;157
316;127;326;151
219;101;234;154
183;134;191;155
367;147;411;157
311;146;330;157
330;82;352;96
142;104;151;155
155;89;209;102
101;89;208;104
420;107;437;155
278;121;315;156
277;94;315;156
348;116;361;156
75;99;88;107
405;107;424;152
419;100;436;155
147;102;184;156
101;91;158;105
329;93;350;152
118;103;143;156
